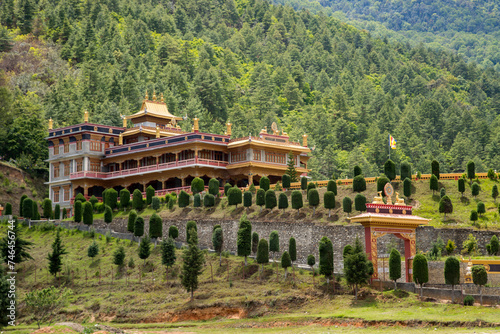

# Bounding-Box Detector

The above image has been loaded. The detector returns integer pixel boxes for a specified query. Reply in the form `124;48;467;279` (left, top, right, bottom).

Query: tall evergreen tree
181;229;204;301
319;236;334;285
237;214;252;266
138;235;151;267
389;248;401;289
47;231;68;277
0;219;33;264
285;151;298;182
161;237;176;280
212;227;223;266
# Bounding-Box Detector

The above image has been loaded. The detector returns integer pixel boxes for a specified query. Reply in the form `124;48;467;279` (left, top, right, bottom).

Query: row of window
52;140;102;154
53;188;70;202
53;159;98;177
265;152;287;164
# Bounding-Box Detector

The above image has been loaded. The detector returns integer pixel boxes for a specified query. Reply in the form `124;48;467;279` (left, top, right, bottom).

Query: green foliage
282;174;291;189
132;189;143;211
24;286;72;329
127;210;137;234
138;235;151;263
89;195;98;210
431;160;440;179
42;198;52;218
440;188;446;198
181;233;204;300
252;232;259;255
306;182;316;200
384;159;396;181
237;214;252;264
149;213;162;239
243;191;252;208
413;254;429;286
105;188;118;210
439;195;453;216
471;182;480;198
492;185;499;201
467;161;476;181
152;196;160;211
54;204;60;219
281;251;291;269
62;208;67;219
186;221;197;244
212;227;223;255
22;197;33;219
260;176;270;191
472;265;488;287
286;151;298;182
193;193;201;208
477;201;485;216
463;295;475;306
352;175;366;192
204;193;215;207
353;165;362;177
161;237;176;269
389;248;401;284
288;237;297;262
0;219;33;264
429;174;438;194
342;197;352;216
134;216;144;238
227;187;242;207
278;192;288;211
74;193;86;203
319;236;334;279
308;188;319;209
19;194;27;216
307;254;315;267
224;183;232;196
32;201;40;220
446;239;456;255
327;180;337;195
208;178;220;196
265;189;277;209
487;235;499;255
47;231;67;276
301;177;307;191
343;245;353;259
354;194;366;213
444;257;460;286
145;186;155;205
488;169;496;180
470;210;478;222
74;202;83;223
343;238;371;298
403;178;411;198
113;246;126;267
87;241;99;261
178;190;190;208
257;238;269;266
269;230;279;254
119;189;130;210
191;177;204;194
291;190;303;212
458;178;466;196
377;176;390;194
168;225;179;240
82;202;93;226
256;189;265;208
104;205;112;224
400;162;411;181
323;191;335;212
249;183;256;194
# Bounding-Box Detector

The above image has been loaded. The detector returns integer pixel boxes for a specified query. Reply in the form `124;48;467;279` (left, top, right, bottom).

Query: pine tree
113;246;126;268
212;227;223;266
127;210;137;233
430;174;438;195
467;160;475;182
74;200;82;223
319;236;334;286
0;219;33;264
237;214;252;266
138;235;151;266
472;265;488;305
161;238;176;280
87;241;99;264
458;178;465;197
413;254;428;299
256;238;269;276
389;248;401;289
324;191;335;217
285;151;297;182
47;231;68;277
343;238;371;299
281;251;291;279
181;229;204;300
444;257;460;303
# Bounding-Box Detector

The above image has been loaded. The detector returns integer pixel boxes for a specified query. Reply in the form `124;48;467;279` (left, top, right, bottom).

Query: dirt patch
31;326;78;333
147;306;247;323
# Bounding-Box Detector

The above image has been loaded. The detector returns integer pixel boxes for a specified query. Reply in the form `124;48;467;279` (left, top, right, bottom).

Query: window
64;188;70;201
90;160;100;172
253;149;261;161
199;150;211;159
76;140;82;151
53;164;60;178
265;152;286;164
53;144;59;155
90;140;101;151
76;160;83;172
63;162;70;176
64;142;69;153
53;188;60;203
231;151;246;163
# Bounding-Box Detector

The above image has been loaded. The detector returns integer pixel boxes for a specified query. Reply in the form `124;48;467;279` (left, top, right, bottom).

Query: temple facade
46;92;311;214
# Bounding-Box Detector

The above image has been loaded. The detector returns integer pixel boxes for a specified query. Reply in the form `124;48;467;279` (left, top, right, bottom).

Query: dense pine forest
276;0;500;71
1;0;500;180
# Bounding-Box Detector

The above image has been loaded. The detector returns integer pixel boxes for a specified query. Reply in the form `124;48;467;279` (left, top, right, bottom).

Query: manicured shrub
343;197;352;217
291;190;303;213
301;177;307;191
446;239;456;255
278;193;288;212
444;257;460;303
237;214;252;265
439;195;453;217
440;188;446;198
54;204;60;219
377;175;390;194
146;185;155;205
281;251;292;279
488;168;496;180
22;198;33;219
352;175;366;192
463;295;475;306
467;160;475;181
178;190;190;208
152;196;160;211
186;221;197;244
62;208;67;219
327;180;337;195
403;178;411;198
471;182;480;198
212;227;223;265
75;193;86;202
472;265;488;305
190;177;204;194
168;225;179;240
265;190;277;209
227;187;242;207
487;235;499;255
243;191;252;208
430;174;438;194
252;232;259;255
149;213;162;239
73;200;82;223
132;189;143;210
413;254;428;299
249;183;256;194
209;178;219;196
431;160;440;179
389;248;401;289
257;239;269;273
309;189;319;214
204;194;215;207
120;189;130;209
260;176;270;191
269;230;279;260
306;182;316;200
106;188;118;210
127;210;137;233
82;201;93;226
324;191;335;217
224;183;232;196
193;193;201;208
400;161;411;181
134;216;144;238
19;194;27;216
354;194;366;213
492;185;499;202
319;236;334;283
32;201;40;220
353;165;362;177
42;198;52;218
89;195;98;209
256;189;265;211
470;210;478;223
458;178;465;197
104;205;112;224
282;174;291;189
289;237;296;264
384;159;396;181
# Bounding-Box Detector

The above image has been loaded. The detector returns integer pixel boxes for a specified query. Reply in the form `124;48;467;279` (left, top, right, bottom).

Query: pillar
195;149;198;163
248;173;253;185
365;227;378;280
83;157;89;171
83;185;89;197
404;238;411;282
181;178;186;187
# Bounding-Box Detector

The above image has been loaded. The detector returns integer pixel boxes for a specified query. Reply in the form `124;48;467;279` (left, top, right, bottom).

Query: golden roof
125;100;183;122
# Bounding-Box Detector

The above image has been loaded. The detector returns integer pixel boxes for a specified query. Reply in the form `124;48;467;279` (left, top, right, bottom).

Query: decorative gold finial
122;116;127;128
84;110;89;123
156;125;160;138
160;93;164;103
48;118;53;130
145;90;149;100
119;133;123;145
193;117;199;132
302;133;308;147
226;120;232;137
153;90;157;101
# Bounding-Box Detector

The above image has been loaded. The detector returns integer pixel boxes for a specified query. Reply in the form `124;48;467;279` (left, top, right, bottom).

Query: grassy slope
5;223;500;332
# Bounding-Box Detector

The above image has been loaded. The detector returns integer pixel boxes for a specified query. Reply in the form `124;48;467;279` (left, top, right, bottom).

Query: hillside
275;0;500;71
1;0;500;181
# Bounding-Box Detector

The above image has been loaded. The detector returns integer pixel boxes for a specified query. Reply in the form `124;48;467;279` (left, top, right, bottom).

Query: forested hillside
275;0;500;71
1;0;500;181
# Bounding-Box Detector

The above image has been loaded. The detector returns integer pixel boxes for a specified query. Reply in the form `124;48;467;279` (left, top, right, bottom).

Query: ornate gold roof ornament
84;110;89;123
145;90;148;100
156;125;160;138
160;93;164;103
152;90;157;101
225;120;232;136
48;118;53;130
302;133;307;147
271;122;279;135
119;133;123;145
193;117;199;132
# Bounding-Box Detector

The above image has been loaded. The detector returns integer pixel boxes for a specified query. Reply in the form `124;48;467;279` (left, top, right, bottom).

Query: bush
308;189;319;213
104;205;112;224
324;191;335;216
354;194;366;213
134;216;144;238
265;190;277;209
446;239;456;255
353;165;362;177
178;190;190;208
458;178;466;197
377;175;390;194
470;210;478;223
477;201;485;216
186;221;197;244
282;174;291;189
343;197;352;216
291;190;303;212
32;201;40;220
471;182;480;198
152;196;160;211
278;193;288;211
430;174;438;194
191;177;204;194
204;194;215;207
89;195;98;209
384;159;396;181
132;189;143;211
352;175;366;192
168;225;179;239
149;213;162;239
440;188;446;198
487;235;499;255
492;185;499;201
439;195;453;216
227;187;242;207
467;160;475;181
42;198;52;218
256;189;265;209
146;186;155;205
120;189;130;209
249;183;256;194
260;176;270;191
62;208;67;219
389;248;401;287
127;210;137;233
3;202;11;215
400;161;411;181
19;194;27;217
105;188;118;210
327;180;337;195
301;177;307;191
82;202;93;226
94;203;104;213
209;178;219;196
224;183;232;196
193;194;201;208
488;168;496;180
403;178;411;198
73;200;82;223
274;181;282;191
243;191;252;208
54;204;60;219
463;295;475;306
75;193;86;202
22;198;33;219
306;182;316;200
431;160;440;179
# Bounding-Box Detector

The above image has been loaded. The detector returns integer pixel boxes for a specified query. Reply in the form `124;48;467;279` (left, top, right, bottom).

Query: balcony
70;158;229;180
